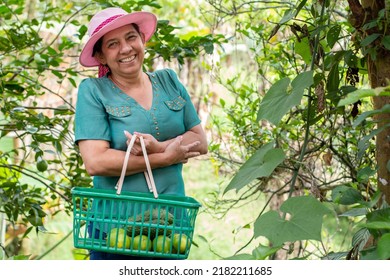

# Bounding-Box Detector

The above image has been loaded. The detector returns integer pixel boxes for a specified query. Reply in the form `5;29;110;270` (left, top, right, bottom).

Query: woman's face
96;24;145;77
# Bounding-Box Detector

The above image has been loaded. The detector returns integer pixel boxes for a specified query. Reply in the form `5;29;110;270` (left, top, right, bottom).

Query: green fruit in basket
131;235;152;251
108;228;130;249
153;236;171;253
172;233;190;254
127;208;174;238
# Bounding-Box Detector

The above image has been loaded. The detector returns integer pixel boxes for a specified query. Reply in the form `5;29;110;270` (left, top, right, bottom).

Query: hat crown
88;8;127;36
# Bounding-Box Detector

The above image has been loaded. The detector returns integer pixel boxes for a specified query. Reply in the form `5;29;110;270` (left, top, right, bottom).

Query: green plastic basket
72;187;201;259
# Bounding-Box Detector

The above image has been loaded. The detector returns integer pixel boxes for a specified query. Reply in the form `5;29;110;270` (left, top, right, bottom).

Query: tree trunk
368;53;390;205
348;0;390;204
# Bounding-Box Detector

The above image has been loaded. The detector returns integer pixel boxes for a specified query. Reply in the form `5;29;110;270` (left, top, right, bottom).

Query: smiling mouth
119;55;136;63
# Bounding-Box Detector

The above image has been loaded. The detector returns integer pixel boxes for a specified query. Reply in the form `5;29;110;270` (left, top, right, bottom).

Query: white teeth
119;56;135;63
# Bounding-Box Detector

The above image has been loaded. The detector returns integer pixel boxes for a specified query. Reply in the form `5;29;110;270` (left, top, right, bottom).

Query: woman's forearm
79;140;171;176
160;126;208;155
79;136;200;177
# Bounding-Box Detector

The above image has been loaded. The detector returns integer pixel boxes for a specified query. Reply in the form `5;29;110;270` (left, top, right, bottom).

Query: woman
75;7;207;260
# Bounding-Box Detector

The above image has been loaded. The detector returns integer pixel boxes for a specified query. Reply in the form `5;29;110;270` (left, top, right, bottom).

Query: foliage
206;0;389;259
0;0;224;259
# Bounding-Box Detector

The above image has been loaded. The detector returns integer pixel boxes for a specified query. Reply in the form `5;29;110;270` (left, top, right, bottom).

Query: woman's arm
78;136;201;177
128;124;208;156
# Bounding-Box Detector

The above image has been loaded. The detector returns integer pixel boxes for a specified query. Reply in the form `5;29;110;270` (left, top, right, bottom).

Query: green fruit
131;235;152;251
172;233;190;254
153;236;171;253
36;160;48;172
127;208;174;238
108;228;130;249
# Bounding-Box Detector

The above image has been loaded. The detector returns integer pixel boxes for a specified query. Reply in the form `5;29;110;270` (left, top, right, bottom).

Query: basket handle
115;134;159;198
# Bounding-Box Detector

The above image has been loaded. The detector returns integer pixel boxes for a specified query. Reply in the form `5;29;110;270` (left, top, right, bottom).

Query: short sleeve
165;69;201;131
74;79;111;144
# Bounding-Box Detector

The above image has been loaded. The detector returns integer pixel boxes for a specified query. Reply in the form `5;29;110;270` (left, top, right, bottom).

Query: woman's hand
124;131;164;155
164;136;201;164
124;130;204;164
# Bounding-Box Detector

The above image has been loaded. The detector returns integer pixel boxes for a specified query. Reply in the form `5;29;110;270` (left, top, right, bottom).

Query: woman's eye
107;42;117;48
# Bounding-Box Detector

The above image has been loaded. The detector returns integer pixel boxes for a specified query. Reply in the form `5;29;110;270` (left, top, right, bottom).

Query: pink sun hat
79;7;157;67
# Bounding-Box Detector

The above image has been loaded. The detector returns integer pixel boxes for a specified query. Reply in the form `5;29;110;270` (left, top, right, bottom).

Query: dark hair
92;23;141;57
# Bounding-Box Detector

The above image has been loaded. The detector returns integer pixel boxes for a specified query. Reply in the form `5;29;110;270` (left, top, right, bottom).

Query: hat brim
79;11;157;67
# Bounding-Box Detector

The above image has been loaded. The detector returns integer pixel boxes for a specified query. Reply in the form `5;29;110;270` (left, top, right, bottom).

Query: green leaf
257;71;313;125
9;255;32;260
279;0;307;25
27;214;43;226
295;38;312;65
253;196;331;245
365;208;390;235
25;125;38;134
251;244;282;260
339;208;367;217
363;221;390;230
361;34;380;47
377;233;390;259
353;104;390;127
351;228;371;250
78;25;88;40
382;35;390;50
224;142;285;194
360;247;379;260
358;126;386;160
68;77;76;88
327;25;341;48
224;254;255;260
338;87;390;106
326;63;340;95
279;9;296;25
291;70;314;94
331;185;364;205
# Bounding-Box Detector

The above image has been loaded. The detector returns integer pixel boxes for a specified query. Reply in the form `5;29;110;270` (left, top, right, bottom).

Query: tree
346;0;390;205
206;0;390;259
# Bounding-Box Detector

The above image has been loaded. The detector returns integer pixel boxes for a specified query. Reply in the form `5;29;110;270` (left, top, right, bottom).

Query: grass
183;157;263;260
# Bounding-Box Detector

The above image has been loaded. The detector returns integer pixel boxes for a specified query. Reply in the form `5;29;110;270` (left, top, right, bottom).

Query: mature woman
74;7;207;260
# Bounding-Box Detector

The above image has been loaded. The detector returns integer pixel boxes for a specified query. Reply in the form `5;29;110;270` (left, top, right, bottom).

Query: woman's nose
120;41;132;53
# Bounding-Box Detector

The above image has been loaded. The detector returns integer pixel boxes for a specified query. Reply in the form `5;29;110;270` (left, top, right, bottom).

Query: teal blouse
74;68;201;197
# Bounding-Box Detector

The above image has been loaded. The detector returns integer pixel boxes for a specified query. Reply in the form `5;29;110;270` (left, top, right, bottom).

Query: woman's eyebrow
104;31;138;45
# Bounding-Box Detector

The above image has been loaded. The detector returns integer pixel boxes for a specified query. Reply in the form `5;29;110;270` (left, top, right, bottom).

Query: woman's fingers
184;141;200;151
186;151;201;158
124;130;142;155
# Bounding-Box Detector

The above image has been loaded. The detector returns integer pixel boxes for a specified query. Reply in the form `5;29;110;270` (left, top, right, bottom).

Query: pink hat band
91;14;123;36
